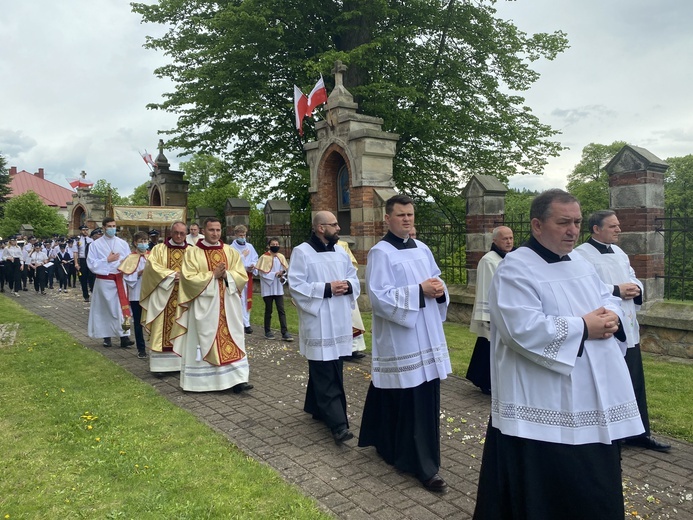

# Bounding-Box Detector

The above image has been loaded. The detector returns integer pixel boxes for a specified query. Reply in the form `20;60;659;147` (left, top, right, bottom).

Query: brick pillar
224;198;251;244
605;145;668;301
464;174;508;287
264;200;292;257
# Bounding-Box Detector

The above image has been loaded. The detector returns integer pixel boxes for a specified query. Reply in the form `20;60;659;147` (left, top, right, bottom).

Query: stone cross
158;139;165;155
332;60;347;87
80;170;87;179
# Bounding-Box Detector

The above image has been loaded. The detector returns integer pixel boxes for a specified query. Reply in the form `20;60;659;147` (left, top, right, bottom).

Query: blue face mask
105;228;117;237
236;238;246;245
137;243;148;252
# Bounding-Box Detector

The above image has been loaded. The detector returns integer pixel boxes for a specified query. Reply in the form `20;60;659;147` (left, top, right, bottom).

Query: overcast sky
2;0;692;198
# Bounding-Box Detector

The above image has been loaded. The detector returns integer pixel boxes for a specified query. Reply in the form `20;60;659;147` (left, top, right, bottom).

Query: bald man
289;211;360;444
467;226;514;394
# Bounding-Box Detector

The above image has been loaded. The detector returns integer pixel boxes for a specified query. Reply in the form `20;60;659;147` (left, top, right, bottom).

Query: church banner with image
113;206;186;226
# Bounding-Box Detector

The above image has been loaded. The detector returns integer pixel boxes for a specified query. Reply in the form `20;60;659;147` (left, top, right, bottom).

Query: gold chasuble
176;242;248;367
140;241;188;353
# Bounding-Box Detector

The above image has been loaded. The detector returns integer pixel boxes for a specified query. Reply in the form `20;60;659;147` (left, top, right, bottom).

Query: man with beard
359;194;452;492
173;217;251;393
288;211;360;444
140;221;189;373
466;226;514;394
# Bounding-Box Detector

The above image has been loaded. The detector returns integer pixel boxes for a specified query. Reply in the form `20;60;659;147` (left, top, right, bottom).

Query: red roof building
8;166;75;218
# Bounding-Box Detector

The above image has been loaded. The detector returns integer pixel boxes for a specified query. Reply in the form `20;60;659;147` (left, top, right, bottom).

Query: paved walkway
6;288;693;519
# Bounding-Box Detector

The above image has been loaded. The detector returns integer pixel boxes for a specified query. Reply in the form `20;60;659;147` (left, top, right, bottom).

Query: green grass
0;298;330;520
252;294;693;442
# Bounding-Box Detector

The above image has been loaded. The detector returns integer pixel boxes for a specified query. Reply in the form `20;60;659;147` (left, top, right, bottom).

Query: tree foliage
90;179;128;205
0;153;12;219
128;182;151;206
664;155;693;212
132;0;568;207
181;154;263;228
0;192;68;238
566;141;628;218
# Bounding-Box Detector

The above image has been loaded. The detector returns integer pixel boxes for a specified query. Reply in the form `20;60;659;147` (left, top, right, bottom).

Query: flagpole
139;150;154;173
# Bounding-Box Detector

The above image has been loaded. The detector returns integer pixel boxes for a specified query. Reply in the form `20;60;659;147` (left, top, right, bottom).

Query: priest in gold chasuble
173;218;251;393
140;221;189;373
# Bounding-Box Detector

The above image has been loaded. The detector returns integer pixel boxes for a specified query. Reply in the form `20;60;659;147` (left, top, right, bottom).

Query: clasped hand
330;280;350;296
421;278;445;299
583;307;620;340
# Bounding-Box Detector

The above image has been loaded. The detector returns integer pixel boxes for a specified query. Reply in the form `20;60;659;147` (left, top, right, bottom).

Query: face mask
105;228;117;237
137;243;148;252
236;238;246;245
269;246;280;253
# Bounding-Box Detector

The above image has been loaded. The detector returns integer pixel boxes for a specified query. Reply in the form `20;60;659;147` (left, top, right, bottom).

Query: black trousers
32;266;47;292
263;295;288;334
7;259;22;292
0;263;5;290
56;263;69;289
304;359;348;434
625;344;651;437
78;258;91;299
130;300;146;351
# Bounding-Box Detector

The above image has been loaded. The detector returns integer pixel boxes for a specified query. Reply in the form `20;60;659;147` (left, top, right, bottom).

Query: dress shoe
244;326;253;334
232;382;254;394
625;435;671;453
421;474;448;492
120;338;135;349
333;429;354;445
351;351;366;359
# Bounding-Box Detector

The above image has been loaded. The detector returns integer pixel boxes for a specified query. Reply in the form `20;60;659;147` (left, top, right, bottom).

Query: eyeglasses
321;222;339;227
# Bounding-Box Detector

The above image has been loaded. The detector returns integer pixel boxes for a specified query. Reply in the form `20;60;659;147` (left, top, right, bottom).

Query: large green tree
0;192;68;238
181;154;263;226
566;141;628;218
0;153;12;219
132;0;568;208
127;182;151;206
90;179;128;206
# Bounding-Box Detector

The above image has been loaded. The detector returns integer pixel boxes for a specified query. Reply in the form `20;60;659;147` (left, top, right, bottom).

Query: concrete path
6;288;693;519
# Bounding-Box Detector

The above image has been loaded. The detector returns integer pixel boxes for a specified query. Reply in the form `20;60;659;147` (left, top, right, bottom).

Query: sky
1;0;692;198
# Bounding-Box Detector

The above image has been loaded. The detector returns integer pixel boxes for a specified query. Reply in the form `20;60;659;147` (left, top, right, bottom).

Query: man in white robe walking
87;217;135;349
173;218;251;393
474;189;644;520
230;224;258;334
288;211;360;444
359;194;452;492
576;209;670;453
466;226;514;394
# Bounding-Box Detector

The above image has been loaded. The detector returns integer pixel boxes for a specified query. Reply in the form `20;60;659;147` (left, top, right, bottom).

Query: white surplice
489;246;644;445
366;240;452;389
230;240;258;327
469;249;503;339
575;242;642;347
87;235;132;339
288;243;360;361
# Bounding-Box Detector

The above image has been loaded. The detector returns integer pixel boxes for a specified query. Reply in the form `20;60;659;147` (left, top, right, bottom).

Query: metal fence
657;210;693;301
414;221;467;284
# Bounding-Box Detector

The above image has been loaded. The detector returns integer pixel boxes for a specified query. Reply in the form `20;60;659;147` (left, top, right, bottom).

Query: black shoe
281;333;294;342
102;339;112;348
624;435;671;453
120;338;135;349
84;298;90;303
244;326;253;334
232;382;253;394
421;474;448;493
23;288;28;291
137;351;148;359
265;332;276;340
351;351;366;359
333;428;354;445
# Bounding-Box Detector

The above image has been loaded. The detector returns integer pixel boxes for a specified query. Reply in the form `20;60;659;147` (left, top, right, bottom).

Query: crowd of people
1;190;670;515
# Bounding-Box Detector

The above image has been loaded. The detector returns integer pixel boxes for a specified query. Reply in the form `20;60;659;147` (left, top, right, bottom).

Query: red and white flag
140;150;156;167
294;85;309;135
307;75;328;114
67;178;94;189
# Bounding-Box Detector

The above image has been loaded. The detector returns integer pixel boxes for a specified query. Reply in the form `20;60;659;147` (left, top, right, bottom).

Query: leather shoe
422;474;448;492
244;326;253;334
625;435;671;453
232;382;254;394
333;429;354;445
351;351;366;359
120;339;134;349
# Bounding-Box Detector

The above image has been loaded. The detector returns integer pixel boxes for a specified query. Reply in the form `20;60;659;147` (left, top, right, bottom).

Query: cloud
550;105;616;128
0;130;38;158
